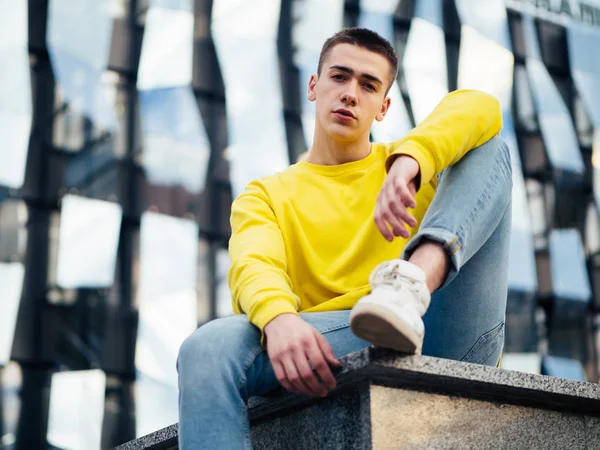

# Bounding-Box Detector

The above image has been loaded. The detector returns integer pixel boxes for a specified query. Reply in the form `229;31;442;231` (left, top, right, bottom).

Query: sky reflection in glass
403;0;448;125
135;212;198;436
137;2;210;194
213;0;289;197
0;2;32;189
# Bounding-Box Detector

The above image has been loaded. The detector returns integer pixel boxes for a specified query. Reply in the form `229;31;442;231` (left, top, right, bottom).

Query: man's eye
364;84;376;91
332;74;345;80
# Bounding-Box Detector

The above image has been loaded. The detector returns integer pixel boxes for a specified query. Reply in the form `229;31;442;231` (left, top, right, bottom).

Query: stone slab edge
248;347;600;419
113;347;600;448
113;423;178;450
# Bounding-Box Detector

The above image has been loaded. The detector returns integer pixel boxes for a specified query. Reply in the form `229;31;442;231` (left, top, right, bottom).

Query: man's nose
341;84;358;106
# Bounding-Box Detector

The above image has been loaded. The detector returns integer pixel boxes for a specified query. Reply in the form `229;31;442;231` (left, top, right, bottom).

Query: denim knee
478;135;513;193
177;314;261;383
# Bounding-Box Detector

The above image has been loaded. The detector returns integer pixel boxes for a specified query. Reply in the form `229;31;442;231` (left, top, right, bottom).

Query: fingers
281;355;314;395
375;183;417;241
272;338;340;397
315;332;341;368
374;211;395;241
294;348;328;397
393;181;417;214
311;333;340;390
271;360;297;394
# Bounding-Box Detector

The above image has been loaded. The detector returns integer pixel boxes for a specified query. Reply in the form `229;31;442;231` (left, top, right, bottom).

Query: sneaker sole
350;303;422;355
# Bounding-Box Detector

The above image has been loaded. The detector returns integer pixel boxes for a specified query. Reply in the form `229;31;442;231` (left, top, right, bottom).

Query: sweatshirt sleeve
385;89;503;187
228;179;300;335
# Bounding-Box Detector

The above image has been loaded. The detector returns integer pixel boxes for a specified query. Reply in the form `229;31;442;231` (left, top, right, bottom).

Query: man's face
308;43;392;143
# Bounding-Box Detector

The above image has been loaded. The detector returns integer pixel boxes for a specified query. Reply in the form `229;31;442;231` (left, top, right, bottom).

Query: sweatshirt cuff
385;141;436;188
250;299;299;347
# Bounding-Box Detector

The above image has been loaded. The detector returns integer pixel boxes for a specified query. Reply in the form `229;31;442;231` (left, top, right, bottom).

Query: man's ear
375;96;391;122
308;74;318;102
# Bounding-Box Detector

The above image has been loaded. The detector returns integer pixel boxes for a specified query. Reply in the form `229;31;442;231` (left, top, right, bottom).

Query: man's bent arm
228;181;300;335
385;89;502;188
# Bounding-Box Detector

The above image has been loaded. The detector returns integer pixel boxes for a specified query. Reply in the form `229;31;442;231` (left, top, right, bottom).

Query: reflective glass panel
135;372;179;438
595;132;600;210
403;0;448;125
500;353;542;374
46;369;106;450
455;0;512;49
456;0;514;108
567;26;600;207
504;114;537;292
541;356;586;381
567;26;600;126
514;65;537;131
457;26;514;107
1;362;22;447
135;212;198;436
138;87;210;194
522;16;584;174
549;229;592;302
413;0;443;26
0;263;24;366
359;5;413;141
138;4;210;195
292;0;344;146
212;0;289;197
526;179;547;245
216;248;233;318
0;200;28;262
146;0;192;9
585;201;600;255
137;3;193;90
47;0;117;131
196;239;210;323
0;1;31;189
360;0;399;14
55;195;123;289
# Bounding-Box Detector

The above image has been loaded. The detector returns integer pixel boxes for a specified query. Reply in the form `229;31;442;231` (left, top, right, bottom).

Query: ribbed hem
250;300;299;348
401;226;463;290
385;141;435;188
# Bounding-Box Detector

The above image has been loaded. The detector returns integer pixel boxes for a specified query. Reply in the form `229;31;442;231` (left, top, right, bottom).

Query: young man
177;28;512;448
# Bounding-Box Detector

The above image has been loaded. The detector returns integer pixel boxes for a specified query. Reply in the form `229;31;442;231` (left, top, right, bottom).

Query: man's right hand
263;314;341;397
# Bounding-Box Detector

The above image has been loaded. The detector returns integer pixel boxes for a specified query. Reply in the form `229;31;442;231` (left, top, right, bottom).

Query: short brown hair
317;27;399;93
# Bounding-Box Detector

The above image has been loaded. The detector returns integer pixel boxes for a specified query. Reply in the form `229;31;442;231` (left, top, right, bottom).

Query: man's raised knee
177;315;261;373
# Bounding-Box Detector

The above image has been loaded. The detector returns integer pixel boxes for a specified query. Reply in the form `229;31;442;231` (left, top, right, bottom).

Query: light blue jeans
177;135;512;449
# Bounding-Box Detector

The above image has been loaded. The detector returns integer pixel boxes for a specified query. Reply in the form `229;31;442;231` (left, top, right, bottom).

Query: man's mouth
333;109;356;121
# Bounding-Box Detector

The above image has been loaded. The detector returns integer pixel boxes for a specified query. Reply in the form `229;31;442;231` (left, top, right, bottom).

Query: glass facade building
1;0;600;448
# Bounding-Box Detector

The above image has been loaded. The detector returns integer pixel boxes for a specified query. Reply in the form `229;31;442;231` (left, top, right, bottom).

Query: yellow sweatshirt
228;90;502;335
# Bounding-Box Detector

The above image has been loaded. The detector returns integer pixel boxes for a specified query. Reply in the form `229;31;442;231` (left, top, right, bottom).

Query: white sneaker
350;260;431;354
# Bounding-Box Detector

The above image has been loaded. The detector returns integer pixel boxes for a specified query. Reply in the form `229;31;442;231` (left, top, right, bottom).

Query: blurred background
1;0;600;448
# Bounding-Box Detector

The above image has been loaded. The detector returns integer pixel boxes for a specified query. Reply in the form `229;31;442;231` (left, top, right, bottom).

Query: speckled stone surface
252;382;372;450
370;385;600;449
112;348;600;449
365;348;600;414
113;423;178;450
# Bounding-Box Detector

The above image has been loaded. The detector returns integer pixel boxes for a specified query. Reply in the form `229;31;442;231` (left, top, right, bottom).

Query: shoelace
369;262;420;293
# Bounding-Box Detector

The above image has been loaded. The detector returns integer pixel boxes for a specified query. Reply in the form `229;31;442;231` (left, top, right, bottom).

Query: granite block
113;348;600;449
370;385;600;449
251;382;371;450
366;348;600;413
113;423;178;450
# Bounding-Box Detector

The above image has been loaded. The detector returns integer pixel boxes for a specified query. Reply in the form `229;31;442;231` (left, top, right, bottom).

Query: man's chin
327;126;360;142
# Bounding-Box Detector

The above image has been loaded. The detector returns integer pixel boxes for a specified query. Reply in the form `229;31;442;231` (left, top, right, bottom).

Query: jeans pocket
461;321;505;365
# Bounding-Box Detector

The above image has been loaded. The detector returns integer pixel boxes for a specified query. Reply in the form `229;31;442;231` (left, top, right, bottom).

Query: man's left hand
374;155;420;241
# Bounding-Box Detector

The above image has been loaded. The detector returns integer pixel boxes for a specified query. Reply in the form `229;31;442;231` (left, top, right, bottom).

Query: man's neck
306;129;371;166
